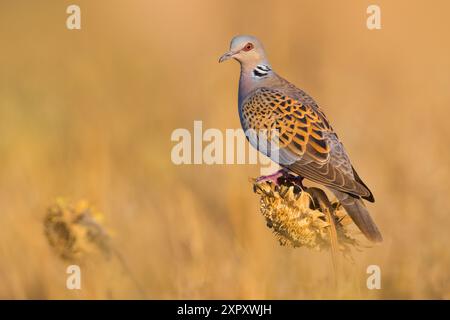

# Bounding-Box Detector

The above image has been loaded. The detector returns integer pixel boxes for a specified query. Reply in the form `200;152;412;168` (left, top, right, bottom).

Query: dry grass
0;0;450;299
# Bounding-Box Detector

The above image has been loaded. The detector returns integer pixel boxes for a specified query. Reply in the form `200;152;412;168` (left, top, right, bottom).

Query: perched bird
219;35;382;242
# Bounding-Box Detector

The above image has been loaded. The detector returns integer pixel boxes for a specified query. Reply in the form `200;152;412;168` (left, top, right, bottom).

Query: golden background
0;0;449;299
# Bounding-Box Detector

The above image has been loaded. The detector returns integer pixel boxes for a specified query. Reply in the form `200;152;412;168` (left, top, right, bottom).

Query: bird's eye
243;43;254;51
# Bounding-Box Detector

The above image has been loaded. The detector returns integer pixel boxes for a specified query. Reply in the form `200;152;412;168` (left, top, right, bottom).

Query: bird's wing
241;87;373;200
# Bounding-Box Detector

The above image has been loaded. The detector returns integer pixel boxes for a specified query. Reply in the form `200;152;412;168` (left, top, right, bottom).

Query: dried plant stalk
306;187;340;285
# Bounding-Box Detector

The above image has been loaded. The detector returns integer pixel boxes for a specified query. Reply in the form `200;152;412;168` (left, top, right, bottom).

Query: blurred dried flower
44;198;112;263
44;198;148;297
253;177;360;256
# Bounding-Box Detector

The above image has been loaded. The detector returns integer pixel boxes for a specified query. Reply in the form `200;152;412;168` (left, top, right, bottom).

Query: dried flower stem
306;187;340;287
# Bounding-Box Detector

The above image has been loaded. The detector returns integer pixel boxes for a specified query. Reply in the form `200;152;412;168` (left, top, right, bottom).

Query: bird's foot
256;169;288;185
275;173;305;194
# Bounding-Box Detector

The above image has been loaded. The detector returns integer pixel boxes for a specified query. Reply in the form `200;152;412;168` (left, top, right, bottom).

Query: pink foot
256;169;287;185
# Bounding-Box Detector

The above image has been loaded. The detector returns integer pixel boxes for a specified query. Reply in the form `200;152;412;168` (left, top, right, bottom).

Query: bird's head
219;35;269;68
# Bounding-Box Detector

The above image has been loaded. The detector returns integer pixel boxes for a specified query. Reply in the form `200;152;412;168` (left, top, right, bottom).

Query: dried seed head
44;198;112;263
253;180;360;255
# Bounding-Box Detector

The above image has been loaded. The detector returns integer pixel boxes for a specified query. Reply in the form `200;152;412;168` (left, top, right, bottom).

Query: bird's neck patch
252;64;271;78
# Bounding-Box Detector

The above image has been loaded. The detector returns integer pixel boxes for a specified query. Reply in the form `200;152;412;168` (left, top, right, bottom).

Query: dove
219;35;382;242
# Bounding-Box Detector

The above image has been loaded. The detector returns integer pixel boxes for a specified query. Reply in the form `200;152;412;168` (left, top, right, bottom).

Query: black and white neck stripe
252;64;272;78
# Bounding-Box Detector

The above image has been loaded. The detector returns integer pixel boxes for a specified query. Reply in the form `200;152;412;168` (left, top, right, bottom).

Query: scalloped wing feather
240;87;373;200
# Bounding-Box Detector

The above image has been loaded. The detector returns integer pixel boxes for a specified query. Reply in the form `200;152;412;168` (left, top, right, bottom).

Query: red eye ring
243;43;254;51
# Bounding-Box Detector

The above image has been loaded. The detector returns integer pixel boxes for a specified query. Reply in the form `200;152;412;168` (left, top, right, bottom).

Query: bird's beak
219;50;235;63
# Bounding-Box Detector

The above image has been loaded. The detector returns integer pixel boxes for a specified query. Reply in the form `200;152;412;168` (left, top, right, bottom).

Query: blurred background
0;0;449;299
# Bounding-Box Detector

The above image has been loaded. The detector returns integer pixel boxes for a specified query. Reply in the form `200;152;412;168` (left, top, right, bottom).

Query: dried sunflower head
253;179;360;255
44;198;112;263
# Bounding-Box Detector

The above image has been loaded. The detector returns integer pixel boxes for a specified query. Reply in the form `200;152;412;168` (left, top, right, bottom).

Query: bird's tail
332;190;383;243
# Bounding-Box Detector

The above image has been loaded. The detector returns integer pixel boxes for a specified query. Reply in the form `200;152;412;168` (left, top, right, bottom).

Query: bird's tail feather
332;190;383;243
